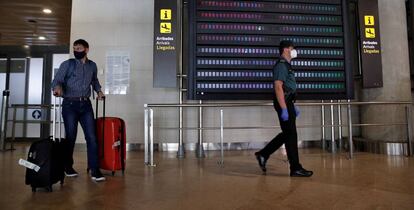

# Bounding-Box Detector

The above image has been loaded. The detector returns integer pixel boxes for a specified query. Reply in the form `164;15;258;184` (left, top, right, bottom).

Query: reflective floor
1;145;413;210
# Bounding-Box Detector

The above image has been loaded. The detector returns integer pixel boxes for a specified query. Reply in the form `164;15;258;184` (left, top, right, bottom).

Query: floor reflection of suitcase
95;98;126;176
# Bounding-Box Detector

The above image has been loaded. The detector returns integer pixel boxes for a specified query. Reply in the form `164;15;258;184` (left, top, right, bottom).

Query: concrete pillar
361;0;412;141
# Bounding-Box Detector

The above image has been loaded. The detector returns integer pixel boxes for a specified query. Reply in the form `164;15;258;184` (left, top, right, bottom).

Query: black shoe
255;152;267;173
91;169;106;182
290;168;313;177
65;167;78;177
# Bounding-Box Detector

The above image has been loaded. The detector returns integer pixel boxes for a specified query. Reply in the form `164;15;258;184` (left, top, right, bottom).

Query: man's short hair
73;39;89;48
279;40;294;56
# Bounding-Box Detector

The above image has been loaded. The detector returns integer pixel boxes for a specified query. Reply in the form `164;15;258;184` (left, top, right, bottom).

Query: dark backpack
61;59;76;95
64;58;76;82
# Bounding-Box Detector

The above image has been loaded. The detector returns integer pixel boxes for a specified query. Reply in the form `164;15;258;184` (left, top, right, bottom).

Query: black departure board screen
187;0;354;100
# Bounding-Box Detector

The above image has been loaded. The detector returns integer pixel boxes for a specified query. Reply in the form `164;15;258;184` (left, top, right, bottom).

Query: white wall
71;0;352;145
71;0;178;144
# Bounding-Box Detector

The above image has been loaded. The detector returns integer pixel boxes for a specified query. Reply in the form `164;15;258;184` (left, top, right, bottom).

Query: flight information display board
187;0;353;100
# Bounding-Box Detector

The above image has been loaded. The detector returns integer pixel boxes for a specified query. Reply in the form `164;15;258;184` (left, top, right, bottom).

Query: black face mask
74;51;86;59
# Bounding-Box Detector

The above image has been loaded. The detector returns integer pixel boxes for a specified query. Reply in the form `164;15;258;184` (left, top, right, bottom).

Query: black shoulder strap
64;59;76;82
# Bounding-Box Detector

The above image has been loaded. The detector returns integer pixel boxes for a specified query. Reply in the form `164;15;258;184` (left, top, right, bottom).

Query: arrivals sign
153;0;179;88
358;0;383;88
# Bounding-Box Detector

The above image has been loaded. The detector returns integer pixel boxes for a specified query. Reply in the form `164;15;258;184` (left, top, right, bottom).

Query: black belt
64;97;90;101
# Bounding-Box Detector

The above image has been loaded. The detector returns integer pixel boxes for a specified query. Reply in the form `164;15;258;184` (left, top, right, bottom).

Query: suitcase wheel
112;171;115;176
46;186;53;192
32;187;36;192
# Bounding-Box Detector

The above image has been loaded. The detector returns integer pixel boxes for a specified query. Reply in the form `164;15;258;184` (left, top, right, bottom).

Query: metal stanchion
144;108;149;165
347;99;353;159
406;106;413;156
0;90;10;151
338;100;343;152
149;108;156;167
177;0;185;159
177;101;185;158
196;100;205;158
218;109;224;166
330;100;336;153
321;100;326;150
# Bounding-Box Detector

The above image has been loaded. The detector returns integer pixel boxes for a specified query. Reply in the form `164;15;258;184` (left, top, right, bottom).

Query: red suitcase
95;98;126;176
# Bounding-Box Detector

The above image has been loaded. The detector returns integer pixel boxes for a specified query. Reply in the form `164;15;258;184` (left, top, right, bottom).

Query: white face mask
290;49;298;59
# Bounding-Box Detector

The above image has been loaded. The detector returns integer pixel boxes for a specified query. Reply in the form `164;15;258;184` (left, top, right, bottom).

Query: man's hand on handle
97;91;105;100
53;86;63;97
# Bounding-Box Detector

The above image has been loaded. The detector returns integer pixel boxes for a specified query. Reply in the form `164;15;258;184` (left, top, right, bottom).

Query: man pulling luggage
52;39;106;182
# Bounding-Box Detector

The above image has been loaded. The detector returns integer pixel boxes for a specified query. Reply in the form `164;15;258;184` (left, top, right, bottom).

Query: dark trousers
61;99;99;170
258;96;302;171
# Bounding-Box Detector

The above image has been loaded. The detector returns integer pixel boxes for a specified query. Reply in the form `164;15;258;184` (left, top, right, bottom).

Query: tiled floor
1;146;413;210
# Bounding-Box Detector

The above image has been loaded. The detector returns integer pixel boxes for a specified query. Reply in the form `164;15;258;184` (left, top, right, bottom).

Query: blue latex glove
294;106;300;118
281;108;289;121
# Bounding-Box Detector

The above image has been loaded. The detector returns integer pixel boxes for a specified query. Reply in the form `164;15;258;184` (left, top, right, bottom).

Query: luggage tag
18;159;41;172
112;140;121;149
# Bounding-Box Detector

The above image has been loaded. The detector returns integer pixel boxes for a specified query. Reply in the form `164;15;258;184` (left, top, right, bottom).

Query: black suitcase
25;137;65;192
24;96;65;192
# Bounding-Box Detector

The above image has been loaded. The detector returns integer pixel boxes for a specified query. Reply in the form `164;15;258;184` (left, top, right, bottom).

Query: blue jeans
62;99;99;170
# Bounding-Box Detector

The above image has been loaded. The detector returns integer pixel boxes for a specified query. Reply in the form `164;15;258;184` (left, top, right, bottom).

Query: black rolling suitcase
22;97;65;192
24;137;65;192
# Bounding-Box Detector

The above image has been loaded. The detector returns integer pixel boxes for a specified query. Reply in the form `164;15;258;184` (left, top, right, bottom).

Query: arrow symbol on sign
32;110;41;120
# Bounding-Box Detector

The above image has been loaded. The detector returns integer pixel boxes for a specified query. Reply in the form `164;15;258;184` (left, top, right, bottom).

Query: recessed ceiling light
43;8;52;14
23;45;30;49
38;36;46;40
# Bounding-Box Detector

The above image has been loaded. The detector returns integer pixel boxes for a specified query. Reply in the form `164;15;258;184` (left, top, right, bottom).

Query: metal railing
144;101;414;166
2;104;59;150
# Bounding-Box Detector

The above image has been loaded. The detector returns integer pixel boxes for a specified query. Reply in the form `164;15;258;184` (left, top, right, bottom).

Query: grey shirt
51;59;102;98
273;58;296;94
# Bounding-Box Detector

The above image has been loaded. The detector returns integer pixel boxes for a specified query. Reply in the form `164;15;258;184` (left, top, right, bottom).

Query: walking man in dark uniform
255;40;313;177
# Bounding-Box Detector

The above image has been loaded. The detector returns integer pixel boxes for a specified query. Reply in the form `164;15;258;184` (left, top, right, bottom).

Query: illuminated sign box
188;0;354;100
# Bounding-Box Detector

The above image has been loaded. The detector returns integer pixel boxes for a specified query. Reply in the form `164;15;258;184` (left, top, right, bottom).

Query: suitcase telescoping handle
120;121;125;173
95;96;106;160
52;96;63;141
95;96;106;119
